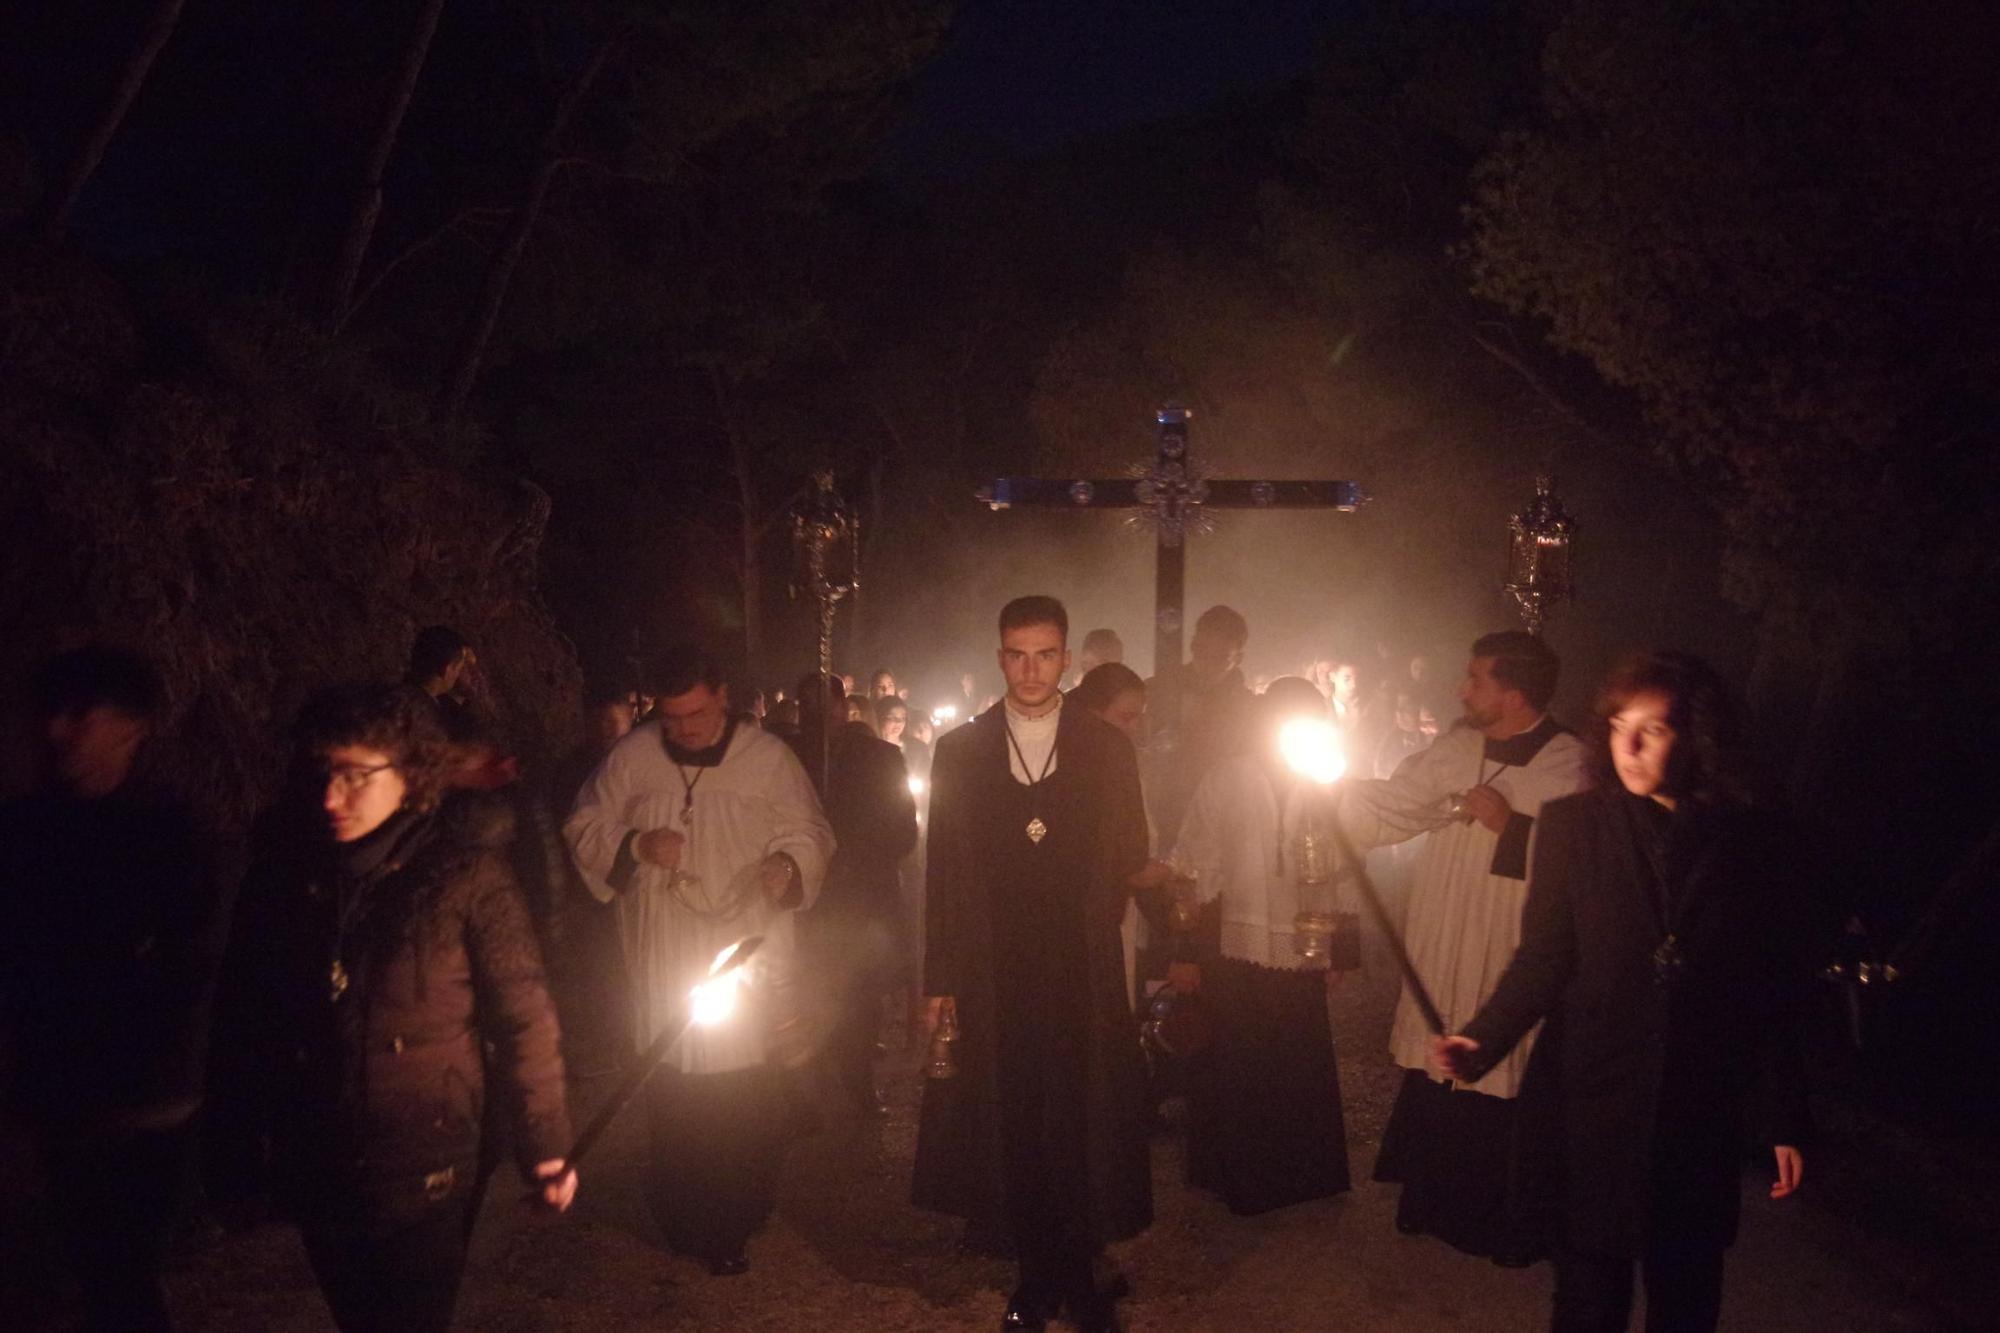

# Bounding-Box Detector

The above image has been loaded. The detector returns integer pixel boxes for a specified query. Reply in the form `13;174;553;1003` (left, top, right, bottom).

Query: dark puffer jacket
207;797;570;1228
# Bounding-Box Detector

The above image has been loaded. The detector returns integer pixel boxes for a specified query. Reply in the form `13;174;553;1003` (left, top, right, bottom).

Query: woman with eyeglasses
206;684;574;1333
1435;653;1815;1333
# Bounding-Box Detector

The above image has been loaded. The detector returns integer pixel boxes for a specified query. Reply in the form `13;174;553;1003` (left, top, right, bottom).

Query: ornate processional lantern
788;470;860;683
1503;475;1578;636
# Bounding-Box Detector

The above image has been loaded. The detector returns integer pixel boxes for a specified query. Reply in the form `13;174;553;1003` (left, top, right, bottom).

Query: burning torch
558;935;765;1173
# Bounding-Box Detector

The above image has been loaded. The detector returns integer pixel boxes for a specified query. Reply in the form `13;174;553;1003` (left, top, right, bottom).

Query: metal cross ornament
977;406;1366;735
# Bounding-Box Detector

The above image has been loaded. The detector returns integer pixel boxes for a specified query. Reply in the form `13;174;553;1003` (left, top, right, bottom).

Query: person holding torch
1336;631;1589;1264
564;646;833;1277
1166;676;1356;1215
1434;652;1812;1332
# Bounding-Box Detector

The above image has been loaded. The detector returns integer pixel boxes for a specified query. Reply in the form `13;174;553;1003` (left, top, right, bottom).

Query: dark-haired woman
1437;653;1814;1333
207;685;574;1333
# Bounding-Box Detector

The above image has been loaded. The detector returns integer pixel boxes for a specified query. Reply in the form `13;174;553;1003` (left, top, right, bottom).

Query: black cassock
913;701;1153;1282
1459;789;1815;1266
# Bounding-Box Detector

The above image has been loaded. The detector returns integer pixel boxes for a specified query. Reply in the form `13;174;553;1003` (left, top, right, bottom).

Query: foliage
0;242;577;827
1466;0;2000;610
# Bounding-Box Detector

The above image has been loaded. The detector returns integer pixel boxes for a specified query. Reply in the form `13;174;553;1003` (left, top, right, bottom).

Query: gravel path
9;968;1992;1331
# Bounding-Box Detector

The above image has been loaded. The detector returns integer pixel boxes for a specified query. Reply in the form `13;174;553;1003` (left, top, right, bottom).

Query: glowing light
690;970;742;1027
908;773;926;798
687;936;761;1028
1280;718;1348;786
931;704;958;726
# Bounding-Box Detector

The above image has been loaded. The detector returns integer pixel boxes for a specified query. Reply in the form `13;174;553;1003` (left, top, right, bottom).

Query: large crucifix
977;406;1367;735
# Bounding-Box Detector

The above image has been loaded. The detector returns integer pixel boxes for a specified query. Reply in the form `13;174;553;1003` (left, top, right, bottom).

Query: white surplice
565;722;833;1075
1171;755;1321;969
1336;721;1588;1097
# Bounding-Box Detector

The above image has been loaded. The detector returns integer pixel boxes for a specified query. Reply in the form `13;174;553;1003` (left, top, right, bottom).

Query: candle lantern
1278;718;1351;965
1503;475;1578;636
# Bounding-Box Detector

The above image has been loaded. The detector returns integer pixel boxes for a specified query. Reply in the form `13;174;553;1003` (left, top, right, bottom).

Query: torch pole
1325;819;1447;1035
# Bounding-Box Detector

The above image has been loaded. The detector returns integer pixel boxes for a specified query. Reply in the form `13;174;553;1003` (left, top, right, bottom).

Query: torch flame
689;971;742;1027
1280;718;1348;786
688;935;763;1028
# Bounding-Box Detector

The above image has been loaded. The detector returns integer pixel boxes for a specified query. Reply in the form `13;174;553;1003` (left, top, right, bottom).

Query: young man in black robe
914;596;1153;1333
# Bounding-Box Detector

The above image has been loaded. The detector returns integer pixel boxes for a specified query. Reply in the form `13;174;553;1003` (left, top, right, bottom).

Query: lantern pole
789;471;859;792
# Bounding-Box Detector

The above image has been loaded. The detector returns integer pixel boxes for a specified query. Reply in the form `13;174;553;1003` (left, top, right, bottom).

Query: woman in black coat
1438;652;1813;1333
206;684;576;1333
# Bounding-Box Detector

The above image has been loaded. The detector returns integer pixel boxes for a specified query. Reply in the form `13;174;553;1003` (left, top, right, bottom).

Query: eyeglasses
322;762;395;794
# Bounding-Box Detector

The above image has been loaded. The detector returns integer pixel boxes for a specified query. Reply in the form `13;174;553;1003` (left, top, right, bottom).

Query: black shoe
1000;1285;1058;1330
708;1254;750;1277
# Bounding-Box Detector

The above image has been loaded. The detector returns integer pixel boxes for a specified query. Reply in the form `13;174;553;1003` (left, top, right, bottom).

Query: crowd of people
0;601;1819;1333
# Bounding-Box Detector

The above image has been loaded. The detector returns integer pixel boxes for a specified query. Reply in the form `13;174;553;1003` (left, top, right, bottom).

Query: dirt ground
8;968;1995;1331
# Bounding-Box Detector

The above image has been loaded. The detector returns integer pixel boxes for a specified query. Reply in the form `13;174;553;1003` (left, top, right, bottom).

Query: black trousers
301;1195;474;1333
644;1065;800;1263
41;1123;190;1333
1553;1240;1726;1333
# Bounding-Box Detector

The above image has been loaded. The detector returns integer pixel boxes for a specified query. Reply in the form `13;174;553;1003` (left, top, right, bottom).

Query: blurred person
744;687;769;728
765;695;801;739
405;625;477;736
869;669;898;701
206;685;574;1333
0;647;218;1333
1070;662;1146;746
877;694;931;781
843;692;874;732
1149;604;1256;848
791;677;919;1116
1072;662;1166;1011
1375;690;1434;780
1336;632;1589;1264
1437;652;1812;1332
874;692;934;1051
840;672;858;698
915;597;1151;1333
1326;658;1364;740
1077;627;1124;681
565;647;832;1275
1169;677;1354;1215
542;681;643;1077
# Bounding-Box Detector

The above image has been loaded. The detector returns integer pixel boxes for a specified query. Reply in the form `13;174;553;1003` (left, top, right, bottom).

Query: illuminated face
658;683;730;751
1331;664;1359;706
321;744;408;843
1458;656;1514;731
1610;691;1679;801
1095;688;1147;743
43;703;149;797
870;672;896;700
878;705;907;744
998;621;1069;714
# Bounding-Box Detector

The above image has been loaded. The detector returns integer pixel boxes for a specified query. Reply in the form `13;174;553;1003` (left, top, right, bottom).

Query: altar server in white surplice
1336;631;1588;1264
1169;676;1353;1216
565;647;832;1276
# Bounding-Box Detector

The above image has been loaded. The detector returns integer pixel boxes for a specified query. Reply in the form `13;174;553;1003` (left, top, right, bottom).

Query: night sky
891;0;1344;168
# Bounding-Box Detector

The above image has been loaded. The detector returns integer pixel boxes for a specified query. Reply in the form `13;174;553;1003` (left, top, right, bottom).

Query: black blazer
1460;787;1814;1257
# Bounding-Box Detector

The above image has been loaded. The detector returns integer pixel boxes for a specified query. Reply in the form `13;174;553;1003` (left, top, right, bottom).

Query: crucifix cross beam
976;406;1367;734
